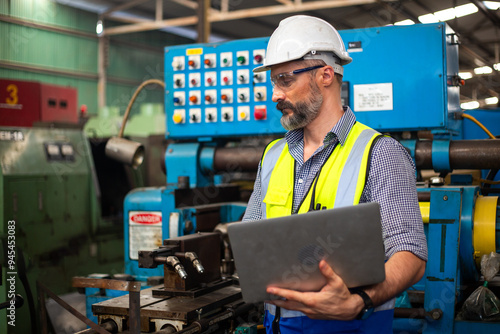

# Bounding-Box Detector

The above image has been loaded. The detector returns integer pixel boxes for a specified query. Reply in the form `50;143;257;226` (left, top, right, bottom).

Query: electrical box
0;79;78;127
340;23;460;134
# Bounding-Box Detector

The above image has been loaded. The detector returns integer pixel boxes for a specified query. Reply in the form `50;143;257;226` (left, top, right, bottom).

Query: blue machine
162;23;461;139
89;22;500;333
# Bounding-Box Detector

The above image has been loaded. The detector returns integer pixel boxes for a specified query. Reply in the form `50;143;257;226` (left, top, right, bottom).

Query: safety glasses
270;65;324;91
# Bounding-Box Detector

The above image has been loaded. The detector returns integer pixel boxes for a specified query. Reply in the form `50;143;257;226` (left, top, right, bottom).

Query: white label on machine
169;212;180;238
353;83;393;111
129;211;162;260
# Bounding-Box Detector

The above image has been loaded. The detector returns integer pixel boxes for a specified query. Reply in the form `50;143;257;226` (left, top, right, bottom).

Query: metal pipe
213;146;264;172
417;192;431;202
415;140;500;170
211;140;500;173
393;307;442;320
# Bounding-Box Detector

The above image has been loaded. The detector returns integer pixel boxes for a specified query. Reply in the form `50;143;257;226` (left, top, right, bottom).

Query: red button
254;107;266;120
189;95;198;103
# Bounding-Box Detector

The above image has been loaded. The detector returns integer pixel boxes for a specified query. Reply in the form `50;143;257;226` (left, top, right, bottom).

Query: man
242;15;427;333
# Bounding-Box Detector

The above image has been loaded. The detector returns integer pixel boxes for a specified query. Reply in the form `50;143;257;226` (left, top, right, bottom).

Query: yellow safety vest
260;122;381;218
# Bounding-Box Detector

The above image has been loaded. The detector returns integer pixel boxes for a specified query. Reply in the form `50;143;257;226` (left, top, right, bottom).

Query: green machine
0;126;124;334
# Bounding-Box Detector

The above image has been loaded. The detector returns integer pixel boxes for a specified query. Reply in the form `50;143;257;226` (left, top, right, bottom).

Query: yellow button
239;112;247;119
173;113;183;124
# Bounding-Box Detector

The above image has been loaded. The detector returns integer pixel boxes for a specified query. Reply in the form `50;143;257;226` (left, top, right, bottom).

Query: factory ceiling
59;0;500;108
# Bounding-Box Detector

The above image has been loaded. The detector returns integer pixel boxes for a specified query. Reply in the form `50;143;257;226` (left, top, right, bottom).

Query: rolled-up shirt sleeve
361;137;428;261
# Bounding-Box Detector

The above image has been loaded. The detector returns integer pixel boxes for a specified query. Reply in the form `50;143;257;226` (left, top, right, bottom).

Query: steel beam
103;0;376;35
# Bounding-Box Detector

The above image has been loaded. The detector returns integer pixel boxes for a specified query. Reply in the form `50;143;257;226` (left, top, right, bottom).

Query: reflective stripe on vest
261;122;380;218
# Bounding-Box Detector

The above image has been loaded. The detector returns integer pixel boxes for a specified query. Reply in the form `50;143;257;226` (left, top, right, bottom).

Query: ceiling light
455;3;478;17
459;72;473;80
494;63;500;71
434;8;457;21
418;4;478;24
461;101;480;110
485;97;499;105
96;19;103;35
418;13;439;23
474;66;493;74
483;1;500;10
394;19;415;26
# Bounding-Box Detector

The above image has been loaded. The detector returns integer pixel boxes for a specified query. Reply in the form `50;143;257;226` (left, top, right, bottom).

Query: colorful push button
188;59;196;68
206;77;214;85
173;113;184;124
204;59;212;67
221;94;229;102
172;60;182;70
237;56;246;64
254;107;267;120
205;95;213;103
254;54;263;63
189;95;198;103
223;76;230;84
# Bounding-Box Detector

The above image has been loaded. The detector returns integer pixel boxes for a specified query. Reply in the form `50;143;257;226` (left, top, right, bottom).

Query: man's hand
266;259;364;320
267;251;426;321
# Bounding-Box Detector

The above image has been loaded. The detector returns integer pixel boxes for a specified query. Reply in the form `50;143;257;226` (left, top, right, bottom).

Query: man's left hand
266;259;364;320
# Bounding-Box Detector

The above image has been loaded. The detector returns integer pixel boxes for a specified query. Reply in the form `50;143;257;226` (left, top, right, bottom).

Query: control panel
165;38;283;139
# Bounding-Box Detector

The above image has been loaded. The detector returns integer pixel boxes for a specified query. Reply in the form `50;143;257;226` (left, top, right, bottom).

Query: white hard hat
254;15;352;75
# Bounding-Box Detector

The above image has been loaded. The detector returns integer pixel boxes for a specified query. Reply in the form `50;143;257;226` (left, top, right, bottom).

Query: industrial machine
0;126;125;334
0;79;129;334
77;22;500;334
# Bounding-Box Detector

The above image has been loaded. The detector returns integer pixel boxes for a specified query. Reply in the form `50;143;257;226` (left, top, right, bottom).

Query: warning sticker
186;48;203;55
129;211;162;260
353;83;393;112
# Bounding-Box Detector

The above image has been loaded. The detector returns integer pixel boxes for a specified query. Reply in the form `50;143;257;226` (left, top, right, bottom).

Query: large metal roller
210;139;500;173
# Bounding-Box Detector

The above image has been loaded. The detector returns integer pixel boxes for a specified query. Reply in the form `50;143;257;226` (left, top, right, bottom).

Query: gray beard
277;86;323;131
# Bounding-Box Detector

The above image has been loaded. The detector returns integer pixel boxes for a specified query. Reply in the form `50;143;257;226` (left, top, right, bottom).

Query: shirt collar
285;106;356;147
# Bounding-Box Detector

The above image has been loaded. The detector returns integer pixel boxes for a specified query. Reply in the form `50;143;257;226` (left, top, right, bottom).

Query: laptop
227;202;386;303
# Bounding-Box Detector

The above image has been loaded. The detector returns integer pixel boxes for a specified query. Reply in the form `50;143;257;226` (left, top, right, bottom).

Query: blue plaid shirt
243;107;428;261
